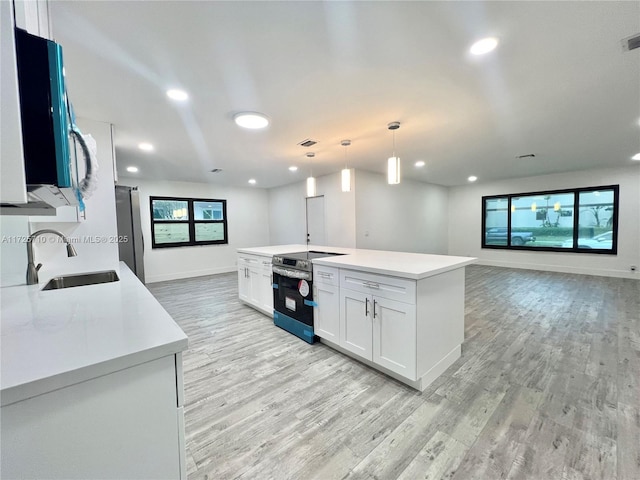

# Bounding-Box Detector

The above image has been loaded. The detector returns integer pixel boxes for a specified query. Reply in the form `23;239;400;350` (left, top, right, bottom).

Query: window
482;185;618;254
150;197;228;248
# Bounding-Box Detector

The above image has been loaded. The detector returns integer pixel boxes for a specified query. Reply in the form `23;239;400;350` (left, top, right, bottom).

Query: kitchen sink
42;270;120;290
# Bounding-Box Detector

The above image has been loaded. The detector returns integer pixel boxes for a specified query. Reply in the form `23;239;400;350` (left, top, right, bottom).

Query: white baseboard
146;266;236;284
476;259;639;280
418;344;461;391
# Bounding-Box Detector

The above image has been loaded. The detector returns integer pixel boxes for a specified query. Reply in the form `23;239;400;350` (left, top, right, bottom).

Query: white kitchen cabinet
313;265;340;341
237;253;273;316
339;285;416;379
238;257;250;302
372;295;417;380
1;354;186;479
339;288;372;359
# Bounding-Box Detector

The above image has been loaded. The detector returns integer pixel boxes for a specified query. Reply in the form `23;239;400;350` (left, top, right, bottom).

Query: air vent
210;168;222;173
298;139;317;148
622;34;640;51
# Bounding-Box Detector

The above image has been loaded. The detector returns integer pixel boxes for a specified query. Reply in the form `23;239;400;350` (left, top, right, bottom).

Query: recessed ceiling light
126;166;139;173
138;142;154;152
415;161;425;168
470;37;498;55
166;89;189;101
248;179;257;185
468;175;478;182
632;153;640;161
289;166;298;172
234;112;269;129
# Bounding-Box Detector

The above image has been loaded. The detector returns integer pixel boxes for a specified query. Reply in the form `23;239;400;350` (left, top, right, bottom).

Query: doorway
306;195;326;246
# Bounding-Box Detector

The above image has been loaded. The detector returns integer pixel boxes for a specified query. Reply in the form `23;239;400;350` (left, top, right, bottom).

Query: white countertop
238;245;476;280
0;263;188;407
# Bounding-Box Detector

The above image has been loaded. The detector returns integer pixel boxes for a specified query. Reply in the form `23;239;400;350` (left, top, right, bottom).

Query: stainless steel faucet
26;229;78;285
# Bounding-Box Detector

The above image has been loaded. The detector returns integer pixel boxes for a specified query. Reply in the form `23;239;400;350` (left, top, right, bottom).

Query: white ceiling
49;1;640;189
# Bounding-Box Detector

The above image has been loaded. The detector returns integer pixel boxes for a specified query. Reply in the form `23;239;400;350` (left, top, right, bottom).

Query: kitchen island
0;263;188;479
238;245;476;391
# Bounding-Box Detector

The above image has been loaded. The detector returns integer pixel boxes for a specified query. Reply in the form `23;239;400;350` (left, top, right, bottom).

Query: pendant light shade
341;139;351;192
306;176;316;197
388;157;400;185
341;168;351;192
306;152;316;197
387;122;401;185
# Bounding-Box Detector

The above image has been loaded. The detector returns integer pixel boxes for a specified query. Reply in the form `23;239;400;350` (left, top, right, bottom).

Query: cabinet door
258;265;273;314
372;296;417;380
339;289;372;360
314;282;339;341
248;265;262;306
238;264;250;302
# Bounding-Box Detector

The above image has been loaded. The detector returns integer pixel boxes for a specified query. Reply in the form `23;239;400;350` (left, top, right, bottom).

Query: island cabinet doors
313;265;341;342
237;254;274;316
339;287;417;381
339;288;372;360
372;296;416;381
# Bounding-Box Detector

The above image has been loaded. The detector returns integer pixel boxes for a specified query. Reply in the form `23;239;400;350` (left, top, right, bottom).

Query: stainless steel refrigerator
115;185;145;283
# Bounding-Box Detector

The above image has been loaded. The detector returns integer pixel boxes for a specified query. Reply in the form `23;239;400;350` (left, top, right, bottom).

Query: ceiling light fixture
166;89;189;101
306;152;316;197
289;166;298;172
341;139;351;192
632;153;640;161
387;122;401;185
468;175;478;182
415;160;425;168
248;179;257;185
126;166;138;173
234;112;269;129
138;142;154;152
470;37;499;55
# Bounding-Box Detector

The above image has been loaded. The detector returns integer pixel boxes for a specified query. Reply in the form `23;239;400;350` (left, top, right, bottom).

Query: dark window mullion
572;191;580;250
507;195;512;247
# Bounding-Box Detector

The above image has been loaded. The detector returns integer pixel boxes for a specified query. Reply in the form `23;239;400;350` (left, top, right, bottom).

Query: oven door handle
272;266;312;281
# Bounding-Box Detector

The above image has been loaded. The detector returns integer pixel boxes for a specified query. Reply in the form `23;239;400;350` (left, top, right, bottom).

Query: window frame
150;196;228;248
481;185;619;254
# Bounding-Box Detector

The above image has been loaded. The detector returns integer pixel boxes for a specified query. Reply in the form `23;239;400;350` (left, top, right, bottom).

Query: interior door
306;195;326;246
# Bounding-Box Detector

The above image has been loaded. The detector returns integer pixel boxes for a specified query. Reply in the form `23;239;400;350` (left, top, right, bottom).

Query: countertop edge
312;257;478;279
1;337;188;407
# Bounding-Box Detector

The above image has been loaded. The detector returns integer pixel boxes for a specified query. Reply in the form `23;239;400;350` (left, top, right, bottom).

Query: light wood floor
148;265;640;480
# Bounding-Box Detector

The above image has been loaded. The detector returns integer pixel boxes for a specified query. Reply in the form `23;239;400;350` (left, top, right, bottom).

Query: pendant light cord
392;130;396;158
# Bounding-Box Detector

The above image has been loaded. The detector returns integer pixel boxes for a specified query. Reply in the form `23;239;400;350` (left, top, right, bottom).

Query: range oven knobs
299;260;308;269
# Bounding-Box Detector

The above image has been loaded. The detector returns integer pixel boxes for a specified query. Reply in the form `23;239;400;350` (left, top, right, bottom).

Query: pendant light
387;122;401;185
341;139;351;192
306;152;316;197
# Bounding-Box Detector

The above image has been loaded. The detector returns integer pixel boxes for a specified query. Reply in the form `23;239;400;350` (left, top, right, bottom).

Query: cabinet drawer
239;254;272;272
340;269;416;304
313;265;339;286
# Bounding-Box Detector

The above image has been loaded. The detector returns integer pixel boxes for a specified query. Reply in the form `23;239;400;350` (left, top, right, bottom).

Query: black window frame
481;185;619;254
150;196;228;248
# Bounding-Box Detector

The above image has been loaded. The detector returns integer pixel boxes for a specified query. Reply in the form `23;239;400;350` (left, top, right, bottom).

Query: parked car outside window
562;231;613;249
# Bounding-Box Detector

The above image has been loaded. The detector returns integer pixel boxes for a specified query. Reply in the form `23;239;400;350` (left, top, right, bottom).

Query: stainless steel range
272;251;344;343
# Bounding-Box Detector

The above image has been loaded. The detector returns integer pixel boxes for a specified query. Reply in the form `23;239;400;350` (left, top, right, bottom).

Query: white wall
268;171;357;248
448;166;640;278
267;181;307;245
127;179;270;283
355;170;449;254
30;118;120;279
